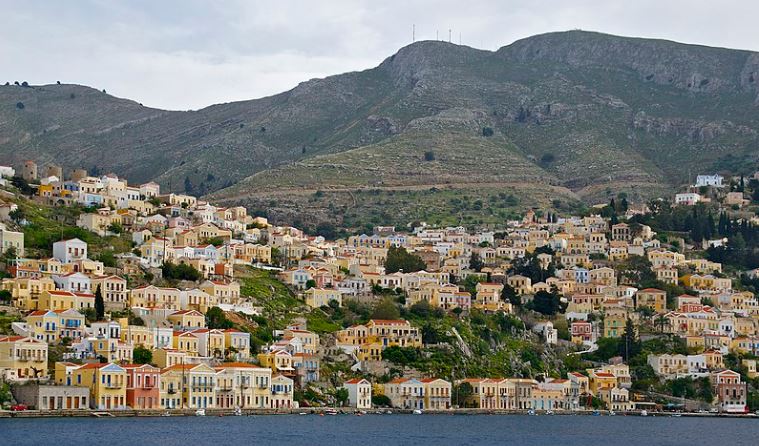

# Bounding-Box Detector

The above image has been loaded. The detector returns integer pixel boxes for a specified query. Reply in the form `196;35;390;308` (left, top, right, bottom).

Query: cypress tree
94;285;105;320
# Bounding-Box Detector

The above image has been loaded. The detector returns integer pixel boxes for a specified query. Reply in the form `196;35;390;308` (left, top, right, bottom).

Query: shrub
482;127;494;137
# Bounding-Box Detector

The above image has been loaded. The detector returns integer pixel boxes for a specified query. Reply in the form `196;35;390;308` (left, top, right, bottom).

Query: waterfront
2;414;759;446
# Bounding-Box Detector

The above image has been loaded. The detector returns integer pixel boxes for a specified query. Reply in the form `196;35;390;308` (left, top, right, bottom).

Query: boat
161;411;171;417
385;410;393;415
546;410;555;415
299;412;308;415
592;410;601;416
195;409;206;417
412;409;423;415
527;409;537;416
608;410;616;416
640;410;648;417
325;409;339;415
671;413;682;417
234;408;243;416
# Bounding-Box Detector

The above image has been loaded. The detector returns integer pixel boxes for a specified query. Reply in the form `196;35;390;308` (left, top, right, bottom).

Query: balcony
105;383;123;389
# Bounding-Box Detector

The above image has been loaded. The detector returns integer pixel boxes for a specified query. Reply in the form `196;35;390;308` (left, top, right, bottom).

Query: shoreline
1;408;757;419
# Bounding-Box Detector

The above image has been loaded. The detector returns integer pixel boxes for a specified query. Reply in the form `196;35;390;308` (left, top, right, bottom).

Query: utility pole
412;24;415;43
448;29;452;43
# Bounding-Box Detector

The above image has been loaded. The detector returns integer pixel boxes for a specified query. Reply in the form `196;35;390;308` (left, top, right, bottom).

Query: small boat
299;412;308;415
234;408;243;416
325;409;338;415
592;411;601;416
412;409;423;415
671;413;682;417
385;410;393;415
161;411;171;417
546;410;555;415
608;410;616;416
195;409;206;417
527;409;536;416
640;410;648;417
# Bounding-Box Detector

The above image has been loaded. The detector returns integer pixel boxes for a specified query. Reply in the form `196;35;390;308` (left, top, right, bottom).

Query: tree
305;279;317;289
620;319;641;361
371;298;401;320
384;246;426;274
528;290;562;316
94;285;105;321
454;382;474;407
107;222;123;234
500;283;520;306
184;176;194;194
482;127;494;137
133;346;153;365
334;387;349;407
206;307;233;329
469;252;484;272
0;289;11;304
16;102;24;109
424;151;435;161
162;262;201;281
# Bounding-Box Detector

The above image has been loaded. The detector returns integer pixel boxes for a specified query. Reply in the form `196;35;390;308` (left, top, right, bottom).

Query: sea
2;414;758;446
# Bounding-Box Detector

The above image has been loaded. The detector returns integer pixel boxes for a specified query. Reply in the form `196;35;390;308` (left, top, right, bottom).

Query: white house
52;238;88;264
675;193;701;206
695;174;724;188
53;272;92;294
343;378;372;409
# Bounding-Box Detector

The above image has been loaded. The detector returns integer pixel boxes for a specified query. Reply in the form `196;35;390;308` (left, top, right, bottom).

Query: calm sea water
2;414;758;446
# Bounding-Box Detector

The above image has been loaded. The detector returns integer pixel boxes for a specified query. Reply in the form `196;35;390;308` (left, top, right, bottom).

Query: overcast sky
1;0;757;110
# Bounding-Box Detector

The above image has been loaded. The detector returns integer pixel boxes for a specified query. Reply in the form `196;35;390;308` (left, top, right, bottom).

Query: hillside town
0;161;758;416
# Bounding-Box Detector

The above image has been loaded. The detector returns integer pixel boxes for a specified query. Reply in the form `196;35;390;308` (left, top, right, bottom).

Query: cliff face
2;31;759;220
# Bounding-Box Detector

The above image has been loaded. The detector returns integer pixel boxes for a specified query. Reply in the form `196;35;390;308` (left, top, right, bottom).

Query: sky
1;0;757;110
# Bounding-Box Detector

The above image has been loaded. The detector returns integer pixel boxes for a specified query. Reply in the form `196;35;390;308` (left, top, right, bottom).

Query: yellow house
0;336;49;380
636;288;667;313
129;285;181;310
474;282;505;312
199;280;240;305
304;287;342;308
603;308;631;338
25;309;86;343
257;350;295;378
2;277;56;310
160;363;217;409
173;331;200;355
38;289;95;311
421;378;452;410
71;362;127;409
153;348;190;369
167;310;206;329
214;362;272;409
587;370;618;395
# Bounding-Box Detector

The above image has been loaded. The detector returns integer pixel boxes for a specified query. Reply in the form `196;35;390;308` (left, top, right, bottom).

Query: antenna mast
448;29;452;43
412;24;415;42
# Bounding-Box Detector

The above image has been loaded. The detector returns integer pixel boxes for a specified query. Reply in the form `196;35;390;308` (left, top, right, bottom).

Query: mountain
3;31;759;230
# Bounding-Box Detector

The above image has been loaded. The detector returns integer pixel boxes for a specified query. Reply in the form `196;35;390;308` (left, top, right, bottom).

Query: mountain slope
3;30;759;228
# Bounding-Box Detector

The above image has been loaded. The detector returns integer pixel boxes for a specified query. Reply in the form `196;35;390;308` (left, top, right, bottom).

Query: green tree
107;222;123;234
469;252;484;272
133;346;153;365
454;382;474;407
94;285;105;321
384;246;426;274
206;307;234;329
528;290;562;315
334;387;349;407
620;319;641;361
371;298;401;320
500;283;520;306
0;289;11;304
305;279;317;289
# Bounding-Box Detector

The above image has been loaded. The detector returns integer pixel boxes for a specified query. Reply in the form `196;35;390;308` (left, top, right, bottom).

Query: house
343;378;372;409
710;370;747;413
636;288;667;313
304;287;342;308
214;362;272;409
71;362;127;409
695;174;724;188
160;363;217;409
675;193;701;206
570;321;594;344
10;383;89;410
123;363;161;409
384;377;425;410
52;238;88;264
167;310;206;329
0;336;49;381
38;290;95;311
270;374;295;409
25;309;85;343
421;378;452;410
0;224;24;256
